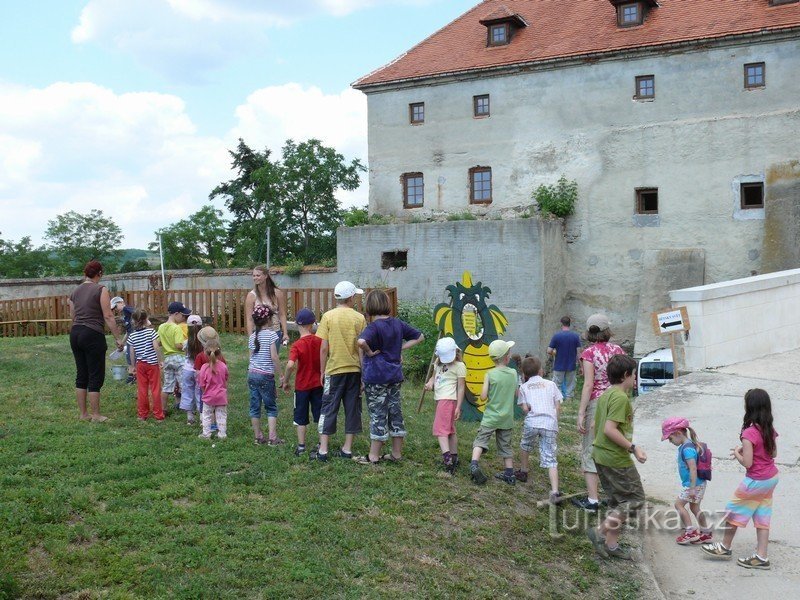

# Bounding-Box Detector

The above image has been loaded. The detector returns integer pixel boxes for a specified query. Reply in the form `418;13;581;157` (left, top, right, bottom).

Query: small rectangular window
740;182;764;209
636;188;659;214
635;75;655;99
744;63;765;89
473;94;490;117
382;251;408;270
402;173;424;207
618;2;643;26
470;167;492;204
488;24;509;46
409;102;424;124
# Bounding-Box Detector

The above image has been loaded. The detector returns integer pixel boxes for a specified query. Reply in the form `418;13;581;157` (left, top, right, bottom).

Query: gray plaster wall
363;35;800;345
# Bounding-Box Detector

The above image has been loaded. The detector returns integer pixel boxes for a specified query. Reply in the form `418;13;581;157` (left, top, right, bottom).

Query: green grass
0;335;642;599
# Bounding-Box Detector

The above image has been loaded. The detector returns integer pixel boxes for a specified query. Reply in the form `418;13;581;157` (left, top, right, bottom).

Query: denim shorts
248;371;278;418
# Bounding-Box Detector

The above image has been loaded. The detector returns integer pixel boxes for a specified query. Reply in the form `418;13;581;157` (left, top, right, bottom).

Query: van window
640;361;674;381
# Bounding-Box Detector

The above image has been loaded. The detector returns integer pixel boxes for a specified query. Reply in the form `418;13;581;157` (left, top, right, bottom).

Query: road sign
651;306;690;336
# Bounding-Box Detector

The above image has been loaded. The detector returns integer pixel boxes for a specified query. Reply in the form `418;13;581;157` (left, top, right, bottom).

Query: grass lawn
0;335;645;599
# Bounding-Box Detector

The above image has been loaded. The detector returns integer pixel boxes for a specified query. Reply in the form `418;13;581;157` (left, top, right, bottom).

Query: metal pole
158;234;167;290
266;226;271;270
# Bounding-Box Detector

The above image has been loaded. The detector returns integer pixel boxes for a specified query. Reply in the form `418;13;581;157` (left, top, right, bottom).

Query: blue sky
0;0;475;248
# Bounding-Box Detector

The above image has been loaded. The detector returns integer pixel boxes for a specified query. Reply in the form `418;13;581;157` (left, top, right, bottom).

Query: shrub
445;211;477;222
533;175;578;218
320;258;336;268
397;301;438;381
283;259;305;277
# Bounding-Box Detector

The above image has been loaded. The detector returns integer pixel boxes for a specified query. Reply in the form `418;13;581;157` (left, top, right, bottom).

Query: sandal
380;453;402;463
354;455;380;465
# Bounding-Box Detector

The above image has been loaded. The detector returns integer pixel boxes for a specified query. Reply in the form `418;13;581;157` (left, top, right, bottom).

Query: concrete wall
364;35;800;345
670;268;800;370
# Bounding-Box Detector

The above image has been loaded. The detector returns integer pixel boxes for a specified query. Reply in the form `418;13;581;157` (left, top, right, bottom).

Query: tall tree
0;234;53;278
44;209;123;273
151;205;229;269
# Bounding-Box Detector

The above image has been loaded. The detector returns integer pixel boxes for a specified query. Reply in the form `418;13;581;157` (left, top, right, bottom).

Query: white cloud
0;80;368;248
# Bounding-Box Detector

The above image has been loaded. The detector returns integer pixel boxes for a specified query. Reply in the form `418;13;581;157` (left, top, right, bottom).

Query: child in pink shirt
198;340;229;440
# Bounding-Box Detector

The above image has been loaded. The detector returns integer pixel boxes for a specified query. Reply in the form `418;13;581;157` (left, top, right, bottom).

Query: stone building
351;0;800;354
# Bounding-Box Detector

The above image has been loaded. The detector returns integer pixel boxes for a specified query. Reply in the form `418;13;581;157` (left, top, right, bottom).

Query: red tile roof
354;0;800;88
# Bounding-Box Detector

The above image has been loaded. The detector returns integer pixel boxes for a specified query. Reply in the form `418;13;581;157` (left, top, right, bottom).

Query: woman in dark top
68;260;124;422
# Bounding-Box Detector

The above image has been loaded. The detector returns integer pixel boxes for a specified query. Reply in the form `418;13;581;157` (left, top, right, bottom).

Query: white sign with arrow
651;306;690;336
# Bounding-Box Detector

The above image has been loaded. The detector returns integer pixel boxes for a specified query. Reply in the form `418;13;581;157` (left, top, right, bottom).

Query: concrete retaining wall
670;268;800;370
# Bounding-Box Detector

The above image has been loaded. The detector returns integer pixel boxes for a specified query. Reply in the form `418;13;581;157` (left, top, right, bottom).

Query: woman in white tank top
244;265;288;345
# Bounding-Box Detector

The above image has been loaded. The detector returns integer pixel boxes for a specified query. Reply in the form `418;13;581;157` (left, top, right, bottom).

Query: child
314;281;367;462
586;354;646;561
248;305;283;446
198;339;229;440
282;308;324;456
425;337;466;472
574;313;626;512
515;356;563;504
702;388;779;570
127;309;163;421
196;326;226;434
661;417;712;545
356;289;424;465
179;315;203;425
157;301;191;414
111;296;136;383
470;339;518;485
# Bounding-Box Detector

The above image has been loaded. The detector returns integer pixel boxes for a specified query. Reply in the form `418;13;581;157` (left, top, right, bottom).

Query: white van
637;348;674;395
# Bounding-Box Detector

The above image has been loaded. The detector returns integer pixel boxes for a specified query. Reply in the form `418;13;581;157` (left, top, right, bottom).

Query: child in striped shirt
128;309;163;421
515;355;563;504
248;305;283;445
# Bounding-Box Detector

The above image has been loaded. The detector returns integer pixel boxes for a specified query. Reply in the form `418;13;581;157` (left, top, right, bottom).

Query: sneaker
676;529;701;545
571;497;600;512
737;554;771;570
470;465;488;485
310;450;328;462
606;545;633;561
217;434;227;440
294;446;306;456
187;416;196;426
701;542;732;559
586;528;608;558
445;459;457;475
254;437;269;445
126;374;136;384
336;449;353;459
494;472;516;485
691;532;713;544
198;433;211;439
549;491;564;506
513;470;528;483
268;437;285;446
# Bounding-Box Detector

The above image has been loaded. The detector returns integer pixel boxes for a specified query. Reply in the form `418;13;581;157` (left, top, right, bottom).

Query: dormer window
609;0;657;28
479;9;527;48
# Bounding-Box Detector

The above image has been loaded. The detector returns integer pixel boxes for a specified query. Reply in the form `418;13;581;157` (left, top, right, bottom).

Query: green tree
44;209;123;273
151;205;229;270
118;258;151;273
533;175;578;218
0;234;53;278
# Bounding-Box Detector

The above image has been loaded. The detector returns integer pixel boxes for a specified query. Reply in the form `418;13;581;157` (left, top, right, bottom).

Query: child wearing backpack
661;417;712;545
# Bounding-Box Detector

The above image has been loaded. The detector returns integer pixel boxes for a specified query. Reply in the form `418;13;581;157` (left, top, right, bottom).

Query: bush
283;259;305;277
397;301;438;381
445;211;477;221
533;175;578;218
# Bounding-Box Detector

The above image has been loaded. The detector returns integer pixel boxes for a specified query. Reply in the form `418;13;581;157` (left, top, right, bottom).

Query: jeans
552;369;577;400
248;371;278;418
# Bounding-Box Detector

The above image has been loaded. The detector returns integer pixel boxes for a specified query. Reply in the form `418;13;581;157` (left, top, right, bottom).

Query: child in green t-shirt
470;339;518;485
157;301;190;413
587;354;647;561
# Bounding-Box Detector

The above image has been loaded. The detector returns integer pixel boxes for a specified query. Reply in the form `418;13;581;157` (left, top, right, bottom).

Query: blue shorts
294;387;323;426
248;371;277;419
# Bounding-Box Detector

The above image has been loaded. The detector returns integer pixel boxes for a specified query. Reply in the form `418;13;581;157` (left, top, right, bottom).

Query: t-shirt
158;321;186;356
592;387;634;468
121;305;135;335
517;376;562;432
249;329;279;374
194;352;227;371
198;361;229;406
316;306;367;375
128;328;159;365
741;425;779;480
289;334;323;391
549;330;582;372
359;317;421;385
481;366;518;430
580;342;626;401
677;443;708;487
433;361;467;400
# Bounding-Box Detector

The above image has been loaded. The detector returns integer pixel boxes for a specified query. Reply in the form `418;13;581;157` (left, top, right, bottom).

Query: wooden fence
0;287;398;338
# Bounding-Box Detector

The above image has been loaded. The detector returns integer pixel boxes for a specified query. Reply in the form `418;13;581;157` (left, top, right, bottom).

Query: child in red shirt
282;308;323;456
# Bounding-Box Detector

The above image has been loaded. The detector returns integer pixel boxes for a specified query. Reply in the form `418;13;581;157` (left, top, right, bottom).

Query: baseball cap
167;301;191;315
586;313;611;331
435;337;459;363
295;308;316;326
197;326;219;347
110;296;124;309
186;315;202;326
488;339;515;360
661;417;690;441
333;281;364;300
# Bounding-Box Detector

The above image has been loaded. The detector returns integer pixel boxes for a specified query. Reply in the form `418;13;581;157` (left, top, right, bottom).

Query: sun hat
186;315;202;326
197;326;219;348
167;301;191;315
333;281;364;300
435;337;459;363
110;296;124;309
586;313;611;331
488;339;515;360
295;307;316;326
661;416;690;440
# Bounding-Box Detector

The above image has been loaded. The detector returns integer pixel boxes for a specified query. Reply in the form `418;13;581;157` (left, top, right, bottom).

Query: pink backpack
682;442;712;481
